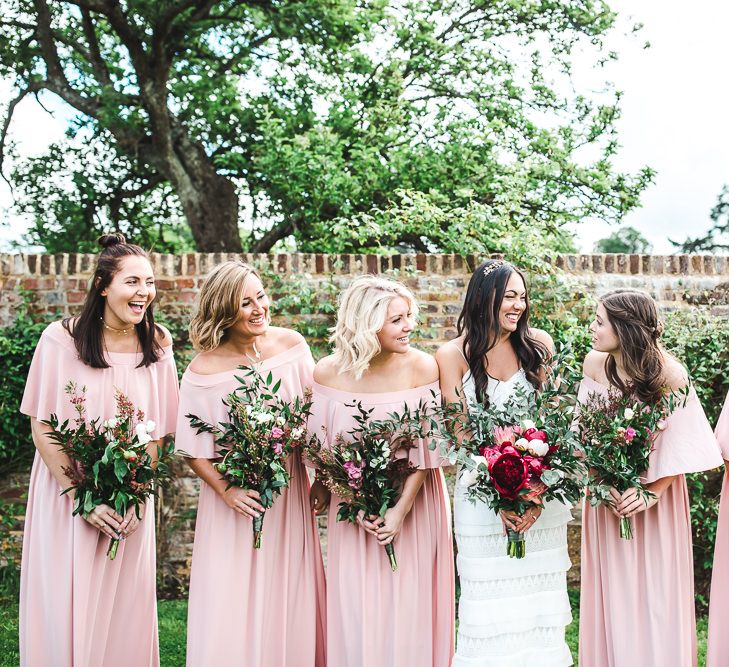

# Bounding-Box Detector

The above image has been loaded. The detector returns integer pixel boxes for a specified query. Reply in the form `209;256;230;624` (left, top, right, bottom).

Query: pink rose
272;441;283;455
271;427;284;439
624;427;637;442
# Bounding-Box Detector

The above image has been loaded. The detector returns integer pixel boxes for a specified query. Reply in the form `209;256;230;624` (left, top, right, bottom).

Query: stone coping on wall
2;252;729;277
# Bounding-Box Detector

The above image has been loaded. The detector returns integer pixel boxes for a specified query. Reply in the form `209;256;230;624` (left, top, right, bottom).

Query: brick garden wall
2;252;728;593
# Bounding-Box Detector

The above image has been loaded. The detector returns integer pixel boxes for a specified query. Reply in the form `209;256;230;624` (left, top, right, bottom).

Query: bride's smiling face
497;272;527;333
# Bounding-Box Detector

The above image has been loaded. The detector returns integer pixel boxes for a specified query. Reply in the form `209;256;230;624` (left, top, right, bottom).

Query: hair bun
98;232;127;249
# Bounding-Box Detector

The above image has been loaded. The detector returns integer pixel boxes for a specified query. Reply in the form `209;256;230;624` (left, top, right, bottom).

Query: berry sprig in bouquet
305;400;435;571
186;367;312;549
43;381;175;559
577;387;685;539
442;352;586;558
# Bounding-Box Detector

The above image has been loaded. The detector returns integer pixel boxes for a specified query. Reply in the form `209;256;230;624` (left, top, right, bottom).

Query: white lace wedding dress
452;369;573;667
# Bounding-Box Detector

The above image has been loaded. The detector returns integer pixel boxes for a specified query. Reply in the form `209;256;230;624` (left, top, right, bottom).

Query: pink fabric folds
309;381;455;667
706;392;729;667
19;320;179;667
577;375;721;667
175;341;326;667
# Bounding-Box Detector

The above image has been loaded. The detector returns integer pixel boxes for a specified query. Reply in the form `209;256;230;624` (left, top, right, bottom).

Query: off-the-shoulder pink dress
578;375;722;667
706;391;729;667
308;382;455;667
19;320;179;667
175;341;326;667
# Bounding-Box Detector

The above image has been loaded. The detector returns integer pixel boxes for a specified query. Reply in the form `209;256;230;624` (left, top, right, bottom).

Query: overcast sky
1;0;728;254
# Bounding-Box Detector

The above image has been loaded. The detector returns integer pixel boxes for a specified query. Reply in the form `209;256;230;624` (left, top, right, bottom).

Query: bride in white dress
436;260;573;667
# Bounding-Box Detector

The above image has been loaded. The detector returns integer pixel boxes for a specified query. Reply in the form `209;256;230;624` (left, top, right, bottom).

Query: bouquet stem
385;543;398;571
253;512;265;549
619;516;633;540
506;528;526;559
107;537;120;560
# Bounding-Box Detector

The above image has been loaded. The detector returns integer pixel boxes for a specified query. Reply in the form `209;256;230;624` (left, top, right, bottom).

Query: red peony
526;429;548;443
488;453;529;499
500;445;518;456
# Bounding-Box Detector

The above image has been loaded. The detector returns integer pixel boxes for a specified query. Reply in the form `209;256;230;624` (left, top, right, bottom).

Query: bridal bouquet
442;354;586;558
577;387;684;539
186;367;311;549
305;400;435;571
43;381;175;559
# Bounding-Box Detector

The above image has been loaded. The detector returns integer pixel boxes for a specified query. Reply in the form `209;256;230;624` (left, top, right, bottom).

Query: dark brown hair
457;260;549;406
63;233;162;368
600;289;664;404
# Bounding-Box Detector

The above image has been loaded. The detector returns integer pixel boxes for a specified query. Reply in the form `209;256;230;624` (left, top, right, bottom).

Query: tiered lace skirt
453;480;573;666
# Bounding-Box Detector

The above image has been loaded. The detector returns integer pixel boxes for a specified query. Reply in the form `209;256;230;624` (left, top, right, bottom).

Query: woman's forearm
30;417;76;492
394;469;428;516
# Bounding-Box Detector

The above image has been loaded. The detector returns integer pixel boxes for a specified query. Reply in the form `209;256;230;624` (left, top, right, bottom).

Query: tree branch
80;9;111;86
250;219;294;252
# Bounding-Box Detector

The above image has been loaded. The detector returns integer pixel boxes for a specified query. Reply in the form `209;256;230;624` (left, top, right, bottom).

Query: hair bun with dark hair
98;232;127;249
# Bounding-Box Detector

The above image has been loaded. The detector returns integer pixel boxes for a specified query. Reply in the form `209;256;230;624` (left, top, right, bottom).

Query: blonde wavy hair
330;275;418;379
189;261;262;351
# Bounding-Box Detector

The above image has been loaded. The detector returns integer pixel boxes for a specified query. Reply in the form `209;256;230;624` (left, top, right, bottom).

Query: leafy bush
0;296;57;469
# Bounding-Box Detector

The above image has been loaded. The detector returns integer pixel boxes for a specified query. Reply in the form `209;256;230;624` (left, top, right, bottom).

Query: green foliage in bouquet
186;366;312;549
306;398;438;571
43;381;175;558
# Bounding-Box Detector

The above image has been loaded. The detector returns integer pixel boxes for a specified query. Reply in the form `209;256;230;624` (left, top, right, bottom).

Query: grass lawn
0;592;709;666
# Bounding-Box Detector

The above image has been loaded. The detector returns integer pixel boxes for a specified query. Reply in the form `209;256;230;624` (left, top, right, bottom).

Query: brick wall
2;252;727;592
3;251;729;331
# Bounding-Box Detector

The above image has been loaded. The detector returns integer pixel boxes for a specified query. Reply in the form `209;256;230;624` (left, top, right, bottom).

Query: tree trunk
162;130;243;252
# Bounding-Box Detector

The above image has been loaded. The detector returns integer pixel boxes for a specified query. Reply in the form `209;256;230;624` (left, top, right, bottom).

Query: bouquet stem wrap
253;512;265;549
506;527;526;559
107;537;120;560
385;543;397;571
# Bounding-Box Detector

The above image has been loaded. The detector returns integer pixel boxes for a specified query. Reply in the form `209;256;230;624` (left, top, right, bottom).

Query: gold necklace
100;317;133;335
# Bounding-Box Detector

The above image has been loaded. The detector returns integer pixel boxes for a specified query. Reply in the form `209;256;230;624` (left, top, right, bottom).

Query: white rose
459;455;487;488
522;419;536;430
105;417;118;429
624;408;635;420
527;438;549;457
136;423;148;438
255;412;274;424
137;432;152;446
145;420;156;433
291;427;304;440
514;437;530;451
276;416;286;426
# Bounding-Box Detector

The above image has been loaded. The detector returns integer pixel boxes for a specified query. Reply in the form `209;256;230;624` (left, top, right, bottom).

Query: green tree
594;225;652;253
672;185;729;253
1;0;653;253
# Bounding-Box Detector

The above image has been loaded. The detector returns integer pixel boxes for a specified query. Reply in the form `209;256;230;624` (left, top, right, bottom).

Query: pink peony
526;429;548;443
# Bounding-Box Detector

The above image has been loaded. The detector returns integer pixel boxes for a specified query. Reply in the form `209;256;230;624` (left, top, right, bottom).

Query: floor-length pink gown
706;391;729;667
309;381;455;667
578;375;722;667
19;320;179;667
175;340;326;667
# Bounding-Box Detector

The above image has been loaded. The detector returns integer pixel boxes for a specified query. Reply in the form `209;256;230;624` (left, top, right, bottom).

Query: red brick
67;291;86;304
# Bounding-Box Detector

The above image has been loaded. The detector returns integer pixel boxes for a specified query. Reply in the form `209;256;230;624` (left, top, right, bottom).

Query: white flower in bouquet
145;420;156;433
103;417;118;430
254;412;274;424
514;437;530;451
460;455;487;488
623;407;635;420
527;439;549;457
521;419;536;430
135;423;152;445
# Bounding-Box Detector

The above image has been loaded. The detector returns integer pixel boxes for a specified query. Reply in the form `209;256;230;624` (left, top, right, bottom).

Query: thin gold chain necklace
100;316;133;335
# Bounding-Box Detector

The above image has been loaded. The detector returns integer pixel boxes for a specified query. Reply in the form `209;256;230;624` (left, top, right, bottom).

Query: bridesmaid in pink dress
308;275;455;666
19;234;179;667
175;261;326;667
578;289;722;667
706;393;729;667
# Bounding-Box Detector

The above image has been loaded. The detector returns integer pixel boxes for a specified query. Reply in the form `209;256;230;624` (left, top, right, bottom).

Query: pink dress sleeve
714;391;729;460
645;388;723;482
20;322;76;421
175;373;224;459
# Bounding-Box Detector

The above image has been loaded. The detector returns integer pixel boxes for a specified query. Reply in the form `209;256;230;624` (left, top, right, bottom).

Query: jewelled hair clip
482;260;507;278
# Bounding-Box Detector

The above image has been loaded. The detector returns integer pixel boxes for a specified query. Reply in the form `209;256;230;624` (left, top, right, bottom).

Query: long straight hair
456;260;549;406
63;233;162;368
600;289;665;404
